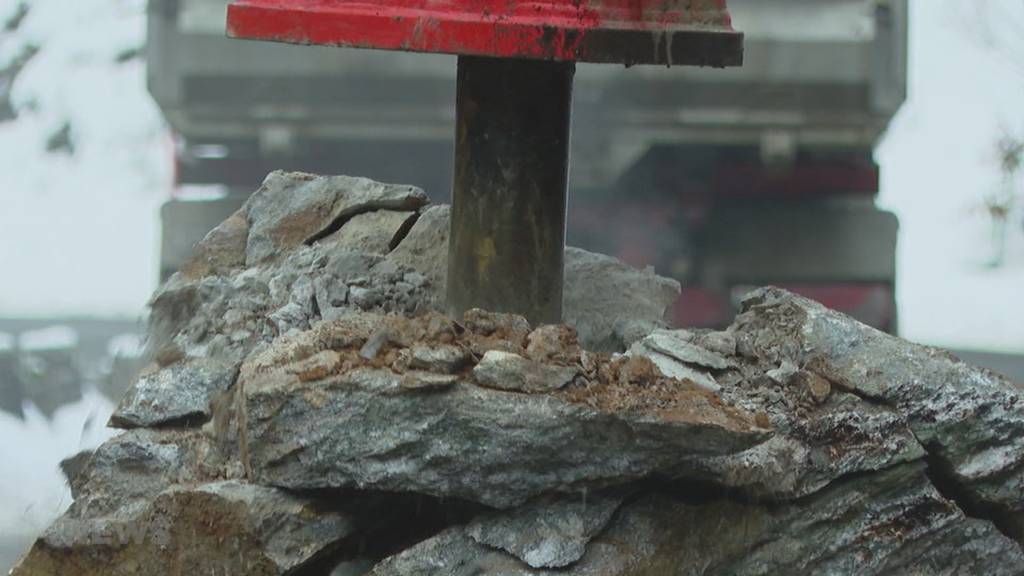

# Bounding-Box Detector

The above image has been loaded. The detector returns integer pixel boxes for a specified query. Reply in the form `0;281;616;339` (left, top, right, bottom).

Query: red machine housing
227;0;742;66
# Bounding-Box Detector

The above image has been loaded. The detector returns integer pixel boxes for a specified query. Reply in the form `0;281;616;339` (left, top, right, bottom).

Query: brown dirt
248;309;762;429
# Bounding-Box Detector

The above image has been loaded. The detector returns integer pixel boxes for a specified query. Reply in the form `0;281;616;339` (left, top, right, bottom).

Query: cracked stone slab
466;493;624;568
732;287;1024;538
241;315;768;508
245;170;428;265
245;366;765;508
109;358;240;429
13;481;353;576
316;209;418;255
370;463;1024;576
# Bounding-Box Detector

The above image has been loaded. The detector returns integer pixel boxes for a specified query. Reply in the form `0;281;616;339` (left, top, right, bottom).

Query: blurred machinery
148;0;907;331
16;326;81;418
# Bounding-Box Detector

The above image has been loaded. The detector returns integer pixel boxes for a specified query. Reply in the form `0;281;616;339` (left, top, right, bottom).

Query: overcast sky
0;0;1020;352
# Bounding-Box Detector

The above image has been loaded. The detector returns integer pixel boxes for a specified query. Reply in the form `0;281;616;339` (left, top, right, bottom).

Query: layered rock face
12;172;1024;575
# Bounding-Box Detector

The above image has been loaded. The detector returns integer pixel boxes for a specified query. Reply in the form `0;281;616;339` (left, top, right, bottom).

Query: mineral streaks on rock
734;287;1024;541
372;464;1024;576
466;493;625;568
244;170;428;264
241;312;768;508
19;172;1024;574
14;481;353;576
109;358;240;428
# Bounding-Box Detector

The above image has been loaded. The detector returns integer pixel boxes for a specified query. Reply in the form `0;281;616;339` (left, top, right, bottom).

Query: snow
0;389;117;541
0;0;169;318
18;325;78;352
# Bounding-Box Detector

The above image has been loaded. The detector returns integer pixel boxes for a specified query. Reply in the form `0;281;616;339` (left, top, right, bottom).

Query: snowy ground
0;391;116;571
0;0;168;318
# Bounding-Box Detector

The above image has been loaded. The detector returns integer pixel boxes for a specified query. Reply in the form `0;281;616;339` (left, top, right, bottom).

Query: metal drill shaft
446;55;575;326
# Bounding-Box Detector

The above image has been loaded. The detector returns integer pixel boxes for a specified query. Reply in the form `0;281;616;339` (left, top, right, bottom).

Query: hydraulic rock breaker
227;0;743;325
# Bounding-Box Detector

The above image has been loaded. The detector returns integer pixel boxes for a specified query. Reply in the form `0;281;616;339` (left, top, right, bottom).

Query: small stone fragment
767;360;799;385
641;330;735;371
463;309;531;340
409;344;470;373
466;493;624;569
110;359;240;429
525;324;581;363
349;286;382;310
794;370;831;404
399;371;459;392
473;350;578;393
359;328;390;360
698;330;738;357
269;301;309;335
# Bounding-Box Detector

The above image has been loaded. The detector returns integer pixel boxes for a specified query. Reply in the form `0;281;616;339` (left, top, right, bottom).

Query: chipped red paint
227;0;741;65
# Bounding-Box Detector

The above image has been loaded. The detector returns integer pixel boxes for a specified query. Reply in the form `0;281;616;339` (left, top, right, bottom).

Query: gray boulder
372;463;1023;576
241;312;768;508
15;481;352;576
15;173;1024;575
732;287;1024;541
110;358;239;428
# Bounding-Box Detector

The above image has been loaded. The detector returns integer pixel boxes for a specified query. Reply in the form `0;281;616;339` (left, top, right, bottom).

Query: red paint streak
227;0;735;62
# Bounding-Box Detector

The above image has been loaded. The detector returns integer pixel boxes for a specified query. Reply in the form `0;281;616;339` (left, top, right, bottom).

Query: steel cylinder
446;55;575;326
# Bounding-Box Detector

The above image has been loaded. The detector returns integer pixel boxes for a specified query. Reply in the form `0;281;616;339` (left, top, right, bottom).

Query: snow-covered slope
0;0;170;318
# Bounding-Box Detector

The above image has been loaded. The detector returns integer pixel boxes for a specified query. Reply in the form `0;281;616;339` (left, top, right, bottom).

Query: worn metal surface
447;56;574;325
224;0;743;325
227;0;742;66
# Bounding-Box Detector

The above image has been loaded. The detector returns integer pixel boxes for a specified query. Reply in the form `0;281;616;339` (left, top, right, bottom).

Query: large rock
18;174;1024;575
241;312;768;508
563;247;681;352
110;358;239;428
244;171;428;264
14;481;352;576
731;287;1024;541
371;463;1024;575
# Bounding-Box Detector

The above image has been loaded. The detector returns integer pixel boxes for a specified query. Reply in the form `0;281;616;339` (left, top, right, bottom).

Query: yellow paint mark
475;236;496;280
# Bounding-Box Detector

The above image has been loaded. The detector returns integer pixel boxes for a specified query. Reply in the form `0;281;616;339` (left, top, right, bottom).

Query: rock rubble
12;172;1024;575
